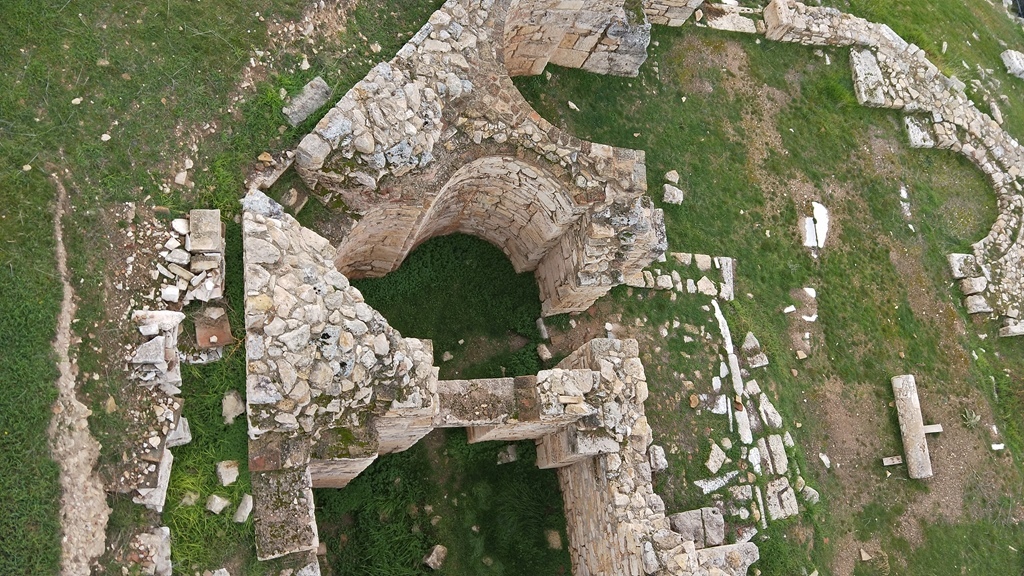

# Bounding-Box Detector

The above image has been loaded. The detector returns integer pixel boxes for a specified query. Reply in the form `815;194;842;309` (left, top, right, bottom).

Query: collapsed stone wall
503;0;652;77
643;0;705;27
763;0;1024;336
294;0;665;316
548;339;758;576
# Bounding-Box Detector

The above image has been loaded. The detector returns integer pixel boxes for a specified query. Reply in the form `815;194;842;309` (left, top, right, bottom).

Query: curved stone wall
295;0;666;315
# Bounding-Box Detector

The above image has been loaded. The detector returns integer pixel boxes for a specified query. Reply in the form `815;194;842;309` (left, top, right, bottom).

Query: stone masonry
763;0;1024;336
241;192;758;575
293;0;666;316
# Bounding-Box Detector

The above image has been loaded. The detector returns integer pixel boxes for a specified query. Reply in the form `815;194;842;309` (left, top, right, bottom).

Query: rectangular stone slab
891;374;933;479
187;209;223;253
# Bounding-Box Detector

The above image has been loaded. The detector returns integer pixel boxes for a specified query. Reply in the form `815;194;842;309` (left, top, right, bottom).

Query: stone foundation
763;0;1024;334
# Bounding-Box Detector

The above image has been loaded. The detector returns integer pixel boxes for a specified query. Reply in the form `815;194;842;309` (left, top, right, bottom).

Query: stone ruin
241;190;757;575
233;0;1024;572
290;0;666;316
760;0;1024;336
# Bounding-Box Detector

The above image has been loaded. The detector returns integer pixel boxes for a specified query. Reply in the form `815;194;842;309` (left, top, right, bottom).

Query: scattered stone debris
206;494;232;515
496;444;518;465
741;332;769;369
663;183;685;204
127;310;189;513
234;494;254;523
766;0;1024;332
217;460;240;486
1001;49;1024;80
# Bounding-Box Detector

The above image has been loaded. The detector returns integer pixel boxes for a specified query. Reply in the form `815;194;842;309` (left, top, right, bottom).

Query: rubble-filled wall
547;339;759;576
241;190;438;565
642;0;705;27
294;0;666;316
242;193;757;575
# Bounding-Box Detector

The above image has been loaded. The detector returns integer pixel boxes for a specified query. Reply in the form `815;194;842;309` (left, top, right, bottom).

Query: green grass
354;234;544;379
315;429;571;576
516;19;1024;576
0;172;63;574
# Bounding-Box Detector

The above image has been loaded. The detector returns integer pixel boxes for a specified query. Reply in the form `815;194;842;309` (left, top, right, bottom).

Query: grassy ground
516;18;1024;576
315;430;571;576
353;234;545;380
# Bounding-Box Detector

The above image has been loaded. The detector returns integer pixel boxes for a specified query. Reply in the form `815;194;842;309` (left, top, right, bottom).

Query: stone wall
544;339;760;576
643;0;704;27
293;0;665;316
503;0;651;77
764;0;1024;336
242;193;757;575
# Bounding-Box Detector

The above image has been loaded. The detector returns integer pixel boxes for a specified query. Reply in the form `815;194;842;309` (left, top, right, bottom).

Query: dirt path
47;173;111;575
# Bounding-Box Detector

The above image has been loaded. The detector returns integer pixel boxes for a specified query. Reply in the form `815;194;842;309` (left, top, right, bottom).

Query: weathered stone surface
765;477;799;520
233;494;254;523
891;374;933;479
1002;50;1024;80
702;507;725;547
423;544;448;570
706;441;728;474
283;76;333;126
206;494;231;514
669;509;706;547
663;183;685;204
223;390;245;425
188;209;222;253
649;444;668;472
217;460;240;486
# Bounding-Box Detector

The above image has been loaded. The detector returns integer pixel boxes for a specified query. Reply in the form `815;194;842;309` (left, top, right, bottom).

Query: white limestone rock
1001;50;1024;80
216;460;240;486
206;494;231;514
663;183;685;205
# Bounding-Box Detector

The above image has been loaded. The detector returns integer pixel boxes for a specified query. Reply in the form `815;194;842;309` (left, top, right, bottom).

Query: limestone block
947;253;976;279
663;183;684;204
891;374;933;479
959;276;987;295
206;494;231;514
283;76;333;126
965;294;994;315
188;209;223;253
904;116;935;148
1002;50;1024;80
233;494;254;523
217;460;240;486
850;49;886;107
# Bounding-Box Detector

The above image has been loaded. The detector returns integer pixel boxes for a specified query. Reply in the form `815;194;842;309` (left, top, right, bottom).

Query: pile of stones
639;252;736;302
160;209;226;306
124;310;191;513
659;295;820;550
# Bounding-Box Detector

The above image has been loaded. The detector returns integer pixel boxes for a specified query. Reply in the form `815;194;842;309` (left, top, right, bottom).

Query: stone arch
410;156;585;273
294;0;665;317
